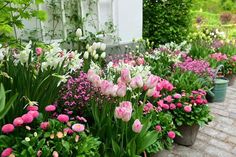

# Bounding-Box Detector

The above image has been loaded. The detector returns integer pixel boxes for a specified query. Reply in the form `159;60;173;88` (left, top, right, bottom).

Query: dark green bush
143;0;192;45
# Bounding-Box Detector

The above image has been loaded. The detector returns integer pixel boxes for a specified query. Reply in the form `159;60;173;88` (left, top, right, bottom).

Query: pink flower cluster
210;52;228;61
132;119;143;133
1;105;39;134
231;55;236;62
177;57;214;77
115;101;133;122
107;53;145;67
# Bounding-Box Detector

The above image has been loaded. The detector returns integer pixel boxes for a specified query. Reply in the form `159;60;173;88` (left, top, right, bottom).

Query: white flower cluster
83;42;106;60
159;41;191;54
0;44;9;61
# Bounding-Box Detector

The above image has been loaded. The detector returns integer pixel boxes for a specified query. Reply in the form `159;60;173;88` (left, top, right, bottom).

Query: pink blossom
162;104;169;110
232;55;236;62
136;57;145;65
45;105;56;112
13;117;24;127
26;105;38;111
28;111;39;118
90;74;101;88
115;101;132;122
147;88;155;97
37;150;42;157
120;101;132;110
168;131;176;139
132;119;143;133
63;128;74;135
21;114;34;124
145;75;159;89
157;100;164;106
176;103;182;108
184;106;192;112
40;122;49;130
72;123;85;132
87;69;95;81
1;148;13;157
100;80;114;96
155;83;163;91
173;93;182;99
169;103;176;110
143;102;153;114
52;151;59;157
116;83;127;97
1;124;14;134
115;107;126;119
36;47;42;56
164;96;173;103
130;76;143;89
155;125;162;132
121;68;131;83
152;91;162;98
57;114;69;123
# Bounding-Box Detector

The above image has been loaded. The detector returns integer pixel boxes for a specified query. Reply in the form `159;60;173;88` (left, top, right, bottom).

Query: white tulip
96;42;101;49
83;51;89;59
100;43;106;51
92;50;96;56
100;52;106;59
92;42;98;50
86;44;90;49
76;28;82;37
94;54;99;60
87;46;93;53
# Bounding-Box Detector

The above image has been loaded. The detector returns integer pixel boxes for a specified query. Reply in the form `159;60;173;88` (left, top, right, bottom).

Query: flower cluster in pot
0;104;100;157
86;63;177;156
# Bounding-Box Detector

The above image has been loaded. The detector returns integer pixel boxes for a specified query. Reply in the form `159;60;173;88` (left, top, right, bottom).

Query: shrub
143;0;192;45
220;12;232;24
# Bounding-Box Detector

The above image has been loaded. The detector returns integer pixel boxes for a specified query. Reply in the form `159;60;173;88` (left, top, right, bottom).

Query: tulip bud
100;43;106;51
83;51;89;59
94;54;99;60
76;28;82;37
100;52;106;59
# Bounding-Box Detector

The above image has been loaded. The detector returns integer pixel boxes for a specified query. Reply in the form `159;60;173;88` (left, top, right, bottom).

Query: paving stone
173;145;204;157
190;139;208;150
229;112;236;119
197;132;211;142
232;147;236;155
153;150;177;157
214;123;236;136
204;146;235;157
226;136;236;145
211;108;229;117
216;116;234;125
209;138;233;151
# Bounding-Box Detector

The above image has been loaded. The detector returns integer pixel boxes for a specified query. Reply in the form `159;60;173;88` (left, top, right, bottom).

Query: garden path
155;83;236;157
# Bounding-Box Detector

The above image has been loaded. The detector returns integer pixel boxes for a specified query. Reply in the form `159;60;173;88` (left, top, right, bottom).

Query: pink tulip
168;131;176;139
184;106;192;112
121;68;131;83
147;88;155;97
136;57;145;65
1;124;14;134
145;75;159;89
57;114;69;123
36;47;42;56
119;101;132;110
130;76;143;89
40;122;49;130
37;150;42;157
72;123;85;132
26;105;38;111
45;105;56;112
91;74;101;87
1;148;13;157
21;114;34;124
121;111;132;122
13;117;24;126
115;107;126;119
116;83;127;97
52;151;59;157
132;119;143;133
100;80;113;96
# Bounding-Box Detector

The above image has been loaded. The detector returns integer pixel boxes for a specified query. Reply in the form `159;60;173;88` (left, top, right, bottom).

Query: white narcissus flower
100;43;106;51
83;51;89;59
76;28;82;37
100;52;106;59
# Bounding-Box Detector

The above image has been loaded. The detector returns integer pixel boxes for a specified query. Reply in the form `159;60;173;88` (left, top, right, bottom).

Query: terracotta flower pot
174;124;200;146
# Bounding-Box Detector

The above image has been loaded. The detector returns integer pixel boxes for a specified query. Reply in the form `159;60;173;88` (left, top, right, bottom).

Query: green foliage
0;0;46;43
143;0;192;45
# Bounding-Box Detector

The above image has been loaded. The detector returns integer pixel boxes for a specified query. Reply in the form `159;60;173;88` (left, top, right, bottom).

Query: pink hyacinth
36;47;42;56
168;131;176;139
184;106;192;112
26;105;38;111
72;123;85;132
121;68;131;83
21;114;34;124
45;105;56;112
64;128;74;135
1;148;13;157
132;119;143;133
155;125;162;132
40;122;49;130
28;111;39;118
1;124;14;134
57;114;69;123
13;117;24;127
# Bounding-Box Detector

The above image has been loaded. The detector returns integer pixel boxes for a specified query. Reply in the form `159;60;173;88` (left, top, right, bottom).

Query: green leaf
0;92;18;120
0;83;6;112
35;0;44;4
112;139;120;156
